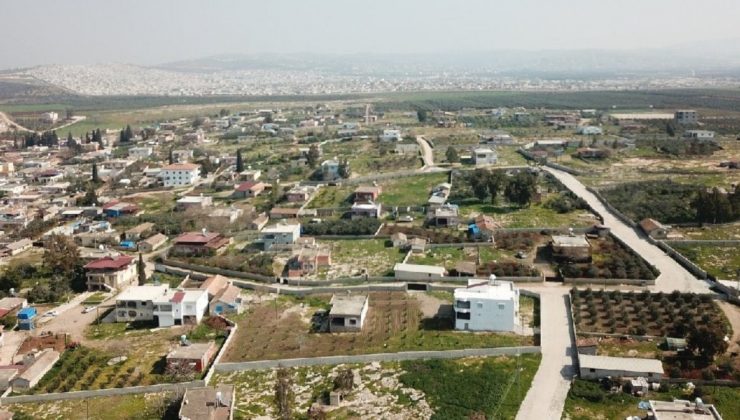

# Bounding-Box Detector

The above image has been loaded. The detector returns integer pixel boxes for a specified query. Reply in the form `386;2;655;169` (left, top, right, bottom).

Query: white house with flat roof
328;294;369;332
114;285;169;323
153;289;208;327
259;222;301;250
578;354;664;380
471;147;498;166
393;263;446;281
683;130;715;141
453;278;519;332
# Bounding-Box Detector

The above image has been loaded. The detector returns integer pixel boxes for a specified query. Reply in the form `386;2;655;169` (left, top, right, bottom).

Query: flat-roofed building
551;234;591;262
394;263;446;281
578;354;664;380
453;278;520;332
328;294;369;332
647;399;724;420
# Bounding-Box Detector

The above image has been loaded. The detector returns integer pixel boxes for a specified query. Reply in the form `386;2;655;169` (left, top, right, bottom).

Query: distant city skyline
2;0;740;69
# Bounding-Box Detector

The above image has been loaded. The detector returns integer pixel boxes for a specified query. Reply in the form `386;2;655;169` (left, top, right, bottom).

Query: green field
378;172;449;206
672;244;740;279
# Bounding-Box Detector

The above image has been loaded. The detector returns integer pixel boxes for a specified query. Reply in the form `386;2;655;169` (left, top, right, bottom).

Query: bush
302;218;381;236
570;380;606;402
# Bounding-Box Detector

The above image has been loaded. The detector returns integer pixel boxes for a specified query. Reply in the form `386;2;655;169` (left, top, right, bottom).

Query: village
0;97;737;420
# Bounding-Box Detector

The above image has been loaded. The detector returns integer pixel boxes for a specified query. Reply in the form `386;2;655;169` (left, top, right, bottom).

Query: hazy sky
2;0;740;69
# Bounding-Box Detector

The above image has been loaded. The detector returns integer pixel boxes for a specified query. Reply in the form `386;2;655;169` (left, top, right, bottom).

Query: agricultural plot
378;172;449;207
671;244;740;280
571;289;726;337
305;185;355;209
559;235;659;280
7;391;180;420
456;200;598;228
674;222;740;240
221;292;533;362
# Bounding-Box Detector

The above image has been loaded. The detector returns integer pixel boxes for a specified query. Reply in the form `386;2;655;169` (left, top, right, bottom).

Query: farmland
221;292;533;362
671;244;740;280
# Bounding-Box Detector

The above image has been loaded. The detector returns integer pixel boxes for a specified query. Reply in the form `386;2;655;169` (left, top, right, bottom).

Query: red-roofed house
171;231;231;256
233;181;266;199
84;255;136;291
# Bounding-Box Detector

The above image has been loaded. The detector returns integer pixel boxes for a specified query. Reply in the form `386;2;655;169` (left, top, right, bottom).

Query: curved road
416;135;435;171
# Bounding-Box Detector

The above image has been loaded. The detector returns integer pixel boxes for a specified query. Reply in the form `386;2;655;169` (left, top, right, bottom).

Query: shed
328;294;369;333
578;354;664;380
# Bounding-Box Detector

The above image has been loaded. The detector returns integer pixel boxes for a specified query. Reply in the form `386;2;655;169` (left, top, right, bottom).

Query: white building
393;263;446;281
259;223;301;250
153;289;209;327
453;278;519;332
161;163;200;187
675;109;698;125
578;126;603;135
578;354;664;380
40;112;58;124
471;147;498;166
114;285;169;323
379;129;403;142
321;159;341;180
128;147;153;159
683;130;715;141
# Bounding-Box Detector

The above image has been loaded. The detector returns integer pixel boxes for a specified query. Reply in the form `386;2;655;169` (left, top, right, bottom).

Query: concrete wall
214;346;541;372
1;381;205;405
564;277;655;286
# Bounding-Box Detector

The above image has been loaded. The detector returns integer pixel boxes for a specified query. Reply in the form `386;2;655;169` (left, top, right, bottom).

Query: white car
82;306;97;314
44;310;59;317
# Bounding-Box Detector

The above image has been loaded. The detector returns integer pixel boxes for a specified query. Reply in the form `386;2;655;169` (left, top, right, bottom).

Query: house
11;349;60;391
394;263;446;281
153;289;209;327
40;112;58;123
269;207;300;219
125;222;155;241
683;130;715;141
453;278;520;332
287;246;331;278
664;337;688;352
210;207;243;225
250;213;269;230
328;294;369;332
114;285;168;323
379;129;403;142
647;399;723;420
128;147;153;159
166;341;216;374
551;235;591;263
675;109;698;125
233;181;266;199
472;215;500;242
576;337;599;356
0;238;33;257
395;143;419;155
179;385;235;420
429;204;459;227
138;233;168;253
354;186;382;203
471;147;498;166
351;202;381;219
238;169;261;181
390;232;408;248
321;159;341;180
172;149;194;163
577;126;603;135
84;255;136;291
578;354;664;380
209;283;242;316
176;195;213;211
259;223;301;250
639;218;670;239
285;185;316;203
575;148;610;159
162;163;201;187
171;231;230;256
409;237;426;254
453;261;477;277
102;201;138;217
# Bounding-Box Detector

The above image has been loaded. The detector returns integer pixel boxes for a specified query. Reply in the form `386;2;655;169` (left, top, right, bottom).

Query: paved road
543;166;711;294
416;135;435;170
516;286;575;420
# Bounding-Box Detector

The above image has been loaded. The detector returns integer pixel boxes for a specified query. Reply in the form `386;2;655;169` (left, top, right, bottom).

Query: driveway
516;286;575;420
34;292;104;342
416;135;435;170
542;166;711;294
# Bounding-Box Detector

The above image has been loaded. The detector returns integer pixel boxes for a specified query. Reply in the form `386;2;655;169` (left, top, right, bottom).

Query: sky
2;0;740;69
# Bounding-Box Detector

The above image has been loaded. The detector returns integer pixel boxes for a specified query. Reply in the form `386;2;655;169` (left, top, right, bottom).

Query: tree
236;149;244;173
470;168;490;202
666;122;676;137
687;324;728;362
306;145;320;168
504;171;537;207
486;171;505;204
91;163;100;183
445;146;459;163
119;129;126;144
333;368;354;391
80;183;98;206
168;148;174;165
67;132;74;145
124;124;133;142
219;108;230;117
44;235;82;276
417;109;428;123
137;253;146;286
338;159;351;179
274;367;294;420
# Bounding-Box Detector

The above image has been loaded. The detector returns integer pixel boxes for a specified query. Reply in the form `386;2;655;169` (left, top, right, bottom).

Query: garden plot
7;391;179;420
221;292;533;362
377;172;449;207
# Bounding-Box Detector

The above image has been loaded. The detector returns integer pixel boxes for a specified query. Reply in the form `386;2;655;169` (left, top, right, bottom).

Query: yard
673;222;740;240
320;239;406;278
455;199;598;228
7;391;181;420
671;244;740;280
378;172;449;207
564;379;740;420
221;292;533;362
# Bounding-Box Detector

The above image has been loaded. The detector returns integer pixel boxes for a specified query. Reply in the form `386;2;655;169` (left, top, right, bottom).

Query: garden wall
564;277;655;286
159;259;275;283
1;381;205;405
214;346;541;372
664;240;740;246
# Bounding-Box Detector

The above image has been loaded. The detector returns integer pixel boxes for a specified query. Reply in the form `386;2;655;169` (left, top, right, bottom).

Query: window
455;300;471;309
456;312;471;320
476;302;483;309
349;319;357;325
589;368;595;373
498;303;505;310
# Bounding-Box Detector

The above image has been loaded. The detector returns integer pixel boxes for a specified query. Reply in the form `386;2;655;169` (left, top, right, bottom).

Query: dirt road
416;135;435;170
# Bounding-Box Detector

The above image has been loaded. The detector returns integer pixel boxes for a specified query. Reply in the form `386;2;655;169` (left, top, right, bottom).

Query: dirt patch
18;333;71;355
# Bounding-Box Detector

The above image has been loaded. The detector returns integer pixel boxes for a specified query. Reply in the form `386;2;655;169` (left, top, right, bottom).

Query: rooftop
167;341;215;360
179;385;234;420
551;234;590;247
649;399;723;420
394;263;446;275
116;285;169;302
84;255;135;270
163;163;199;171
578;354;664;374
455;279;518;301
330;294;368;317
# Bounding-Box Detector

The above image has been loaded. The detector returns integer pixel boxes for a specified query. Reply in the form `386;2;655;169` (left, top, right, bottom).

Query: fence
159;259;275;283
204;321;238;385
214;346;541;372
1;381;205;405
664;240;740;246
563;277;655;286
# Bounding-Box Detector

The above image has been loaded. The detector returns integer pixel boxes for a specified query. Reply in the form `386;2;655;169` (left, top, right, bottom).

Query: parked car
82;306;97;314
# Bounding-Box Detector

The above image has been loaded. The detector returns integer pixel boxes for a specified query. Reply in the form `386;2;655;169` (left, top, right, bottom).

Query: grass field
306;185;354;209
378;172;449;206
321;239;406;277
564;379;740;420
399;354;541;420
221;292;532;362
671;244;740;280
456;199;597;228
674;222;740;240
7;391;180;420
